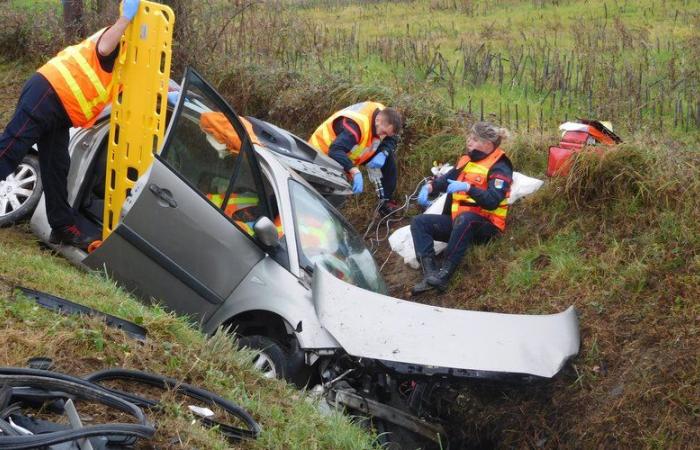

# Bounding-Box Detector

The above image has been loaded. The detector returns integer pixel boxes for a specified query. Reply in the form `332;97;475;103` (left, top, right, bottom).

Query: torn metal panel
312;266;580;379
328;389;446;444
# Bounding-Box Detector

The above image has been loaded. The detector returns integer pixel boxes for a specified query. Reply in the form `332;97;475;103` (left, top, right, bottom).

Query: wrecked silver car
27;68;580;446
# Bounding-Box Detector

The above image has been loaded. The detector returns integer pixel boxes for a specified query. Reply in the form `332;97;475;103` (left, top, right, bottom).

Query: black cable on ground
0;368;155;450
84;368;261;441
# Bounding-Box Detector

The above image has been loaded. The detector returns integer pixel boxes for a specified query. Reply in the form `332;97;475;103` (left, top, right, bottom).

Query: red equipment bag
546;120;622;177
547;146;576;177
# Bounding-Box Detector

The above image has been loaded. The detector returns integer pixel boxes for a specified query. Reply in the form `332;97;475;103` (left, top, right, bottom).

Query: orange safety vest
450;149;510;231
308;102;385;166
37;28;114;128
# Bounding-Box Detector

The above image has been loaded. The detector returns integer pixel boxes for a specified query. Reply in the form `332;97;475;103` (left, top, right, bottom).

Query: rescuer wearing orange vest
308;102;402;215
0;0;140;249
411;122;513;294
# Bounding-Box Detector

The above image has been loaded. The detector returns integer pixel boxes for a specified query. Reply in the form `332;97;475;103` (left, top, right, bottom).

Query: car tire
237;335;288;381
0;154;42;227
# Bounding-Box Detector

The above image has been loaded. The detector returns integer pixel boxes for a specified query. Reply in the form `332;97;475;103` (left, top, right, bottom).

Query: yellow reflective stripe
309;134;320;148
487;205;508;216
51;59;93;119
464;162;489;175
348;145;365;160
451;192;469;201
236;221;255;236
62;46;108;100
229;196;259;205
321;125;332;144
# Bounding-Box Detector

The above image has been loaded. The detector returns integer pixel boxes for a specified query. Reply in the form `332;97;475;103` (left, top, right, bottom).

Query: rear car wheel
237;335;288;380
0;154;42;226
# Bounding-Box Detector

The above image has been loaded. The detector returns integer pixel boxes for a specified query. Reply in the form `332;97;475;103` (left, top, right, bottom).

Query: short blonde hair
471;121;510;148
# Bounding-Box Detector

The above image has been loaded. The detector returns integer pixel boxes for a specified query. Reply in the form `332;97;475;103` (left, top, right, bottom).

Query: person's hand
167;91;180;107
351;171;363;195
122;0;140;21
446;179;471;194
417;184;432;207
367;152;386;169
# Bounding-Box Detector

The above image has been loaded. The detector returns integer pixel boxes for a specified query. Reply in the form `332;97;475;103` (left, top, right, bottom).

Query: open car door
85;69;276;323
313;266;580;380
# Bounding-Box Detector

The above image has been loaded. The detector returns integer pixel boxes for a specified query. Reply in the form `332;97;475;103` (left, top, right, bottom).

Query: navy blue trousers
411;212;500;266
378;151;397;200
0;73;74;229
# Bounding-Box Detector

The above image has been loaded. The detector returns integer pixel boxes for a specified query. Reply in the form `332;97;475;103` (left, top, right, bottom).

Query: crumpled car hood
312;266;580;379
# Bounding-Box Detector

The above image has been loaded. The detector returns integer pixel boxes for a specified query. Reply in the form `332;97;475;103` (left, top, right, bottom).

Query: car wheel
0;154;42;227
237;335;288;380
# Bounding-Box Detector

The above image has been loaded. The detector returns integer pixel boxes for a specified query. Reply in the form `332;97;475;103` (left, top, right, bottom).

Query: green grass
0;224;377;449
292;0;700;134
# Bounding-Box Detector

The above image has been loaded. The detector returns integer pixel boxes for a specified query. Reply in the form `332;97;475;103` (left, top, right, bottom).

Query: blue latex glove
352;171;364;195
446;179;471;194
167;91;180;106
367;151;387;169
122;0;140;21
417;185;432;207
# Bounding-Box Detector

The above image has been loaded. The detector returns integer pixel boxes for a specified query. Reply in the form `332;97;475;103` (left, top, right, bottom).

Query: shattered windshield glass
290;181;386;294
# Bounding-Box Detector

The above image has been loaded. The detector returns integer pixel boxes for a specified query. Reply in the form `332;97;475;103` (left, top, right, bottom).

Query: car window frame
157;67;277;250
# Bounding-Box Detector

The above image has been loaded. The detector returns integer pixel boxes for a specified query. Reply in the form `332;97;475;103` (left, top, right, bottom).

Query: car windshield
289;181;386;294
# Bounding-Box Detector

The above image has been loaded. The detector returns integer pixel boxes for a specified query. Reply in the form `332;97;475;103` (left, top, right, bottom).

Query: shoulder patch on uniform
494;179;504;189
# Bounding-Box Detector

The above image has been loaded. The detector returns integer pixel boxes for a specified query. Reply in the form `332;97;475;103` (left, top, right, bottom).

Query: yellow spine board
102;1;174;239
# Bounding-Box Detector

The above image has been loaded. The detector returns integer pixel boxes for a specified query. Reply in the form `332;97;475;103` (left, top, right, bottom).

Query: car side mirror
253;216;280;248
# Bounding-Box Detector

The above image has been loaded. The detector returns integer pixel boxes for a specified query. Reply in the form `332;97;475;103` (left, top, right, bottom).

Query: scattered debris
13;287;147;340
0;365;260;448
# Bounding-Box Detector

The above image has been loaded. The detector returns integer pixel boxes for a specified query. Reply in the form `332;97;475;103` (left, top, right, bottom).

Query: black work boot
49;224;96;250
426;260;459;292
412;255;438;295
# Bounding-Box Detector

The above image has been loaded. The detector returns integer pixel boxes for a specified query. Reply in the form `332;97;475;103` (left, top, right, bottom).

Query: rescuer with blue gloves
0;0;140;249
412;122;513;294
308;102;402;215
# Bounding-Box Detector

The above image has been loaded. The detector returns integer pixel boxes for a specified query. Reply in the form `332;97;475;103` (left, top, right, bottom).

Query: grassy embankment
0;0;698;447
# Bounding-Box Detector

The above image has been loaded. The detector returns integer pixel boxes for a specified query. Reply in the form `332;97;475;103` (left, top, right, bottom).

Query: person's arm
328;128;359;172
97;0;140;56
97;17;130;56
466;159;513;210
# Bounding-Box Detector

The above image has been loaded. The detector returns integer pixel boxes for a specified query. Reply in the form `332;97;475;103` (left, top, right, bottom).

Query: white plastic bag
509;172;544;204
388;193;448;270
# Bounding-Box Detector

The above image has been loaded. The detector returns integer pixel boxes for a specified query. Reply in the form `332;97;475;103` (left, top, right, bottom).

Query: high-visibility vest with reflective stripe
308;102;385;166
207;193;259;217
450;149;510;231
38;28;114;128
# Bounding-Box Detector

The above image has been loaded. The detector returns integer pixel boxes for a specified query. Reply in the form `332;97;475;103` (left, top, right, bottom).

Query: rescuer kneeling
411;122;513;294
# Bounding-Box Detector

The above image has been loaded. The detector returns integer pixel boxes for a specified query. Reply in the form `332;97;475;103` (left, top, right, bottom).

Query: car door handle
149;184;177;208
